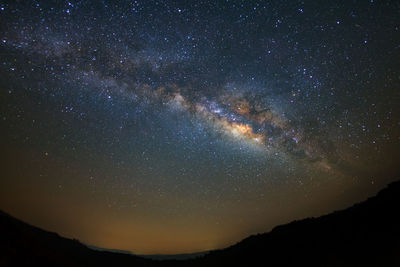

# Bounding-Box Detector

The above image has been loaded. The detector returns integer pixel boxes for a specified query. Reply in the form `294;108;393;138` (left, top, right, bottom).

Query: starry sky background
0;0;399;254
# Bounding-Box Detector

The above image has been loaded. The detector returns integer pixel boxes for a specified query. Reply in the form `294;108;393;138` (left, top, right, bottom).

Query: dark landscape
2;180;399;267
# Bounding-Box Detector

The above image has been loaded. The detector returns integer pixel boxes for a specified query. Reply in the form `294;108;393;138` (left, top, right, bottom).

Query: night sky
0;0;399;255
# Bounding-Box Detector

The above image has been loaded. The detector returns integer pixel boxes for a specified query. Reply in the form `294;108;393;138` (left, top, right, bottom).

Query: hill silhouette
1;180;399;266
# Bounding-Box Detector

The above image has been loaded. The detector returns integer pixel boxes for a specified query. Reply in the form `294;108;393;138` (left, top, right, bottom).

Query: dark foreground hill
1;180;400;267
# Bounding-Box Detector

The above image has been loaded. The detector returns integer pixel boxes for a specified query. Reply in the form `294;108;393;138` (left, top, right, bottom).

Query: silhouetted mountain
139;251;209;261
1;180;400;266
189;180;400;267
0;209;162;267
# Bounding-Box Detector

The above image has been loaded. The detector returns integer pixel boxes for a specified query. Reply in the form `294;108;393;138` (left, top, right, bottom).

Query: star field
0;0;399;254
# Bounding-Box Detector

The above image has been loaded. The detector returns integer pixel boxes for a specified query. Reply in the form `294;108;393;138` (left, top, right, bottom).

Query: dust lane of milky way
3;33;333;170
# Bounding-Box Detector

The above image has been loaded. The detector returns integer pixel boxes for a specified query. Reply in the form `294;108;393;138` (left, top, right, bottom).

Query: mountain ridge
1;180;399;266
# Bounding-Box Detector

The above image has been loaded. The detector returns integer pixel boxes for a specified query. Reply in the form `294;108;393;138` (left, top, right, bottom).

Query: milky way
0;0;399;254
